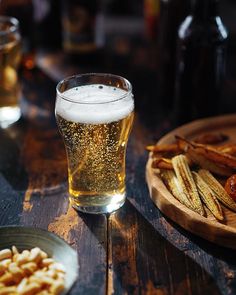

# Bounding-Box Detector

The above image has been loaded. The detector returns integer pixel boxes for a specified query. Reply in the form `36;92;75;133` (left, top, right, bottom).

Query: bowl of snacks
0;226;78;294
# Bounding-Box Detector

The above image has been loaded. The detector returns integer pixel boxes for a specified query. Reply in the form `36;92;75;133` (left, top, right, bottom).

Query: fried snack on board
184;143;234;177
198;169;236;212
161;170;194;210
225;174;236;201
192;171;223;220
149;135;236;175
194;133;228;144
147;133;236;220
172;155;204;216
176;135;236;169
217;144;236;156
152;157;173;170
146;143;181;155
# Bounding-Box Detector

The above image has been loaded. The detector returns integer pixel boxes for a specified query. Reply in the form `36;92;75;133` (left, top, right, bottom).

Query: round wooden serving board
146;114;236;249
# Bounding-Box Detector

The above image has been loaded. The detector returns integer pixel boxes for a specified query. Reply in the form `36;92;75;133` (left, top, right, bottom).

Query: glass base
0;106;21;128
70;192;126;214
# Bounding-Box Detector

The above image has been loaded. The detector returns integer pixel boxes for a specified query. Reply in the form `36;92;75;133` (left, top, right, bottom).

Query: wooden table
1;47;236;295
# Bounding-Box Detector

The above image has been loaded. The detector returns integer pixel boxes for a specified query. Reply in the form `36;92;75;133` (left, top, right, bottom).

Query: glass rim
0;16;19;37
56;73;133;105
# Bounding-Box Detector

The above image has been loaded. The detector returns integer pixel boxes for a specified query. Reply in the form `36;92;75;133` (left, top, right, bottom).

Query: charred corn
192;171;223;220
161;170;193;209
172;155;204;215
198;169;236;212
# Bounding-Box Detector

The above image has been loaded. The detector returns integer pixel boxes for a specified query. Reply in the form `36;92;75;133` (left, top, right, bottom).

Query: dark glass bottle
174;0;228;125
157;0;190;110
34;0;62;51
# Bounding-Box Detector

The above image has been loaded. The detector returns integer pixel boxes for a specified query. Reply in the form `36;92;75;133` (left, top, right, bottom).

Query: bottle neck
192;0;219;19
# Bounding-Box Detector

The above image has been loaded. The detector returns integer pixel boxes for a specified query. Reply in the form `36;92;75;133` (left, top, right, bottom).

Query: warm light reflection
109;208;137;239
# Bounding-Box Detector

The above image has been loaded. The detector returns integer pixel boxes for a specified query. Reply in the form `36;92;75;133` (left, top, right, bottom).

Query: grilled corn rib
198;169;236;212
161;170;193;210
172;155;204;215
192;172;223;220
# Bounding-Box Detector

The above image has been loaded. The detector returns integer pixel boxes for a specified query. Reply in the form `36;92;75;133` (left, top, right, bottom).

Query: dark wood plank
2;39;236;295
106;115;236;295
0;78;107;294
108;200;222;295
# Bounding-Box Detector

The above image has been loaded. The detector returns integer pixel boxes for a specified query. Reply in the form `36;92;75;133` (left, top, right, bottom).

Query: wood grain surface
1;63;236;295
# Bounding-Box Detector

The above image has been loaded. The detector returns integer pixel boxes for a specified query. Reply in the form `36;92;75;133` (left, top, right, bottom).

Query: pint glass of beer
0;17;22;128
55;74;134;214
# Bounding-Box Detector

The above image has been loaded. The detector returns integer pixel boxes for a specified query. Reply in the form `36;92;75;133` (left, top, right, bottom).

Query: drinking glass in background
0;16;22;128
61;0;104;62
55;73;134;214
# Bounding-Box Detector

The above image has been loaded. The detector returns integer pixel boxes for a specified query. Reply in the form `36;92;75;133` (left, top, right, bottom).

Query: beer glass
55;74;134;214
0;16;22;128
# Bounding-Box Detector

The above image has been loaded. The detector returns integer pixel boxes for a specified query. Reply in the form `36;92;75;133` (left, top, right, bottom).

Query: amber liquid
56;112;134;213
0;39;21;108
0;36;22;127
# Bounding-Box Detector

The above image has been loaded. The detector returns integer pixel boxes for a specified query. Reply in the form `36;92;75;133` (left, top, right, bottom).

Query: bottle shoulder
178;15;228;43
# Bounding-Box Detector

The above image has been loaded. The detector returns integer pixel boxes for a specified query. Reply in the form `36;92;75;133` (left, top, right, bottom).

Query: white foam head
56;85;134;124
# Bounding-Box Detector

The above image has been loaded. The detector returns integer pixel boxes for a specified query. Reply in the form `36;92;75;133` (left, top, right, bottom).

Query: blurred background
0;0;236;130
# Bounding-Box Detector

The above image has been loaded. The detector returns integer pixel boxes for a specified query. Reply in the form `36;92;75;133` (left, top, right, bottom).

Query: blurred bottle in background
174;0;228;125
61;0;105;64
157;0;190;111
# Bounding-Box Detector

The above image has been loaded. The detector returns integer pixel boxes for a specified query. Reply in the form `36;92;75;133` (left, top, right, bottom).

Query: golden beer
56;77;134;214
0;17;22;128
